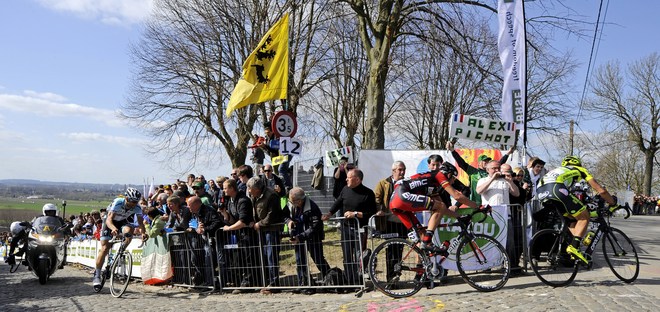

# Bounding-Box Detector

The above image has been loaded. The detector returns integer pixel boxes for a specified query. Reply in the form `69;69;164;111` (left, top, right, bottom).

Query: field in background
0;196;113;230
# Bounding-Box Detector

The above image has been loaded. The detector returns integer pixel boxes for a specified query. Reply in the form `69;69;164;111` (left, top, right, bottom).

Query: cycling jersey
389;169;451;229
106;198;143;222
539;165;593;189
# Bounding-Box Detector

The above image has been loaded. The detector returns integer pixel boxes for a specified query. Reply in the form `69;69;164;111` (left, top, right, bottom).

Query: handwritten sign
325;146;354;167
449;113;515;144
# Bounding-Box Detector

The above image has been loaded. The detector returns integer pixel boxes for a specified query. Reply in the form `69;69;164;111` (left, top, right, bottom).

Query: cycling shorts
100;219;134;241
535;183;586;218
388;186;433;229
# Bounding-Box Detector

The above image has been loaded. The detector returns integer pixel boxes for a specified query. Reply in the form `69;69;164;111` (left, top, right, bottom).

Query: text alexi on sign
449;113;516;144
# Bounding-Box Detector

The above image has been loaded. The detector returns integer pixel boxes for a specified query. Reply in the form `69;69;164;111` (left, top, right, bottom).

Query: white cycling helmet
10;221;26;236
43;203;58;216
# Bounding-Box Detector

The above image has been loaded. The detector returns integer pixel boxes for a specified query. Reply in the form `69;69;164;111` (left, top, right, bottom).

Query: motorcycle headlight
38;235;54;243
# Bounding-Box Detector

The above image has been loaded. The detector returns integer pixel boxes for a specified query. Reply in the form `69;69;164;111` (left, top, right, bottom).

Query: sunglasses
263;169;272;172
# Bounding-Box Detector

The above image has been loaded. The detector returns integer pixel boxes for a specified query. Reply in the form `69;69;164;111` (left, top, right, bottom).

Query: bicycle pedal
426;280;435;289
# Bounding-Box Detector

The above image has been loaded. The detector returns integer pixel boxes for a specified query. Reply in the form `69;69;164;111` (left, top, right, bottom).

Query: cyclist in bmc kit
535;156;618;263
389;162;481;255
93;188;147;288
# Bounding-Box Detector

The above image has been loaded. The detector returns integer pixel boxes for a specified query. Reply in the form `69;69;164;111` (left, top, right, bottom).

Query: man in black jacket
286;187;330;294
323;168;377;287
184;196;223;286
220;179;259;293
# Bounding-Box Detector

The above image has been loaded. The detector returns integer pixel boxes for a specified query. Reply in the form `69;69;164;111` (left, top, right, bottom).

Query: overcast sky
0;0;658;185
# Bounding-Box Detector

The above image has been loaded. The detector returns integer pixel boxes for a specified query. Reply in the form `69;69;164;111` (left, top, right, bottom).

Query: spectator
504;163;526;276
165;195;190;231
476;161;519;205
237;165;253;194
221;178;258;294
186;173;196;194
285;187;330;295
192;181;214;208
250;134;266;175
323;168;377;288
373;161;408;281
184;196;223;286
259;121;292;189
260;164;286;197
333;156;351;199
247;177;286;294
155;193;169;215
145;206;166;237
446;141;511;205
212;176;228;211
524;157;546;197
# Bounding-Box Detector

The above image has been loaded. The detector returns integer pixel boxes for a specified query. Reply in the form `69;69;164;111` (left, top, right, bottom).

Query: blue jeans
261;230;281;286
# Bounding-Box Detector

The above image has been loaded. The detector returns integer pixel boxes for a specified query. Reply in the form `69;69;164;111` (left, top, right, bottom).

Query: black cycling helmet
562;155;582;167
124;187;142;202
439;162;458;179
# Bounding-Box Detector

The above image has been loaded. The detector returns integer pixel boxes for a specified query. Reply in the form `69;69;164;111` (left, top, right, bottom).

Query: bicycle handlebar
612;203;632;219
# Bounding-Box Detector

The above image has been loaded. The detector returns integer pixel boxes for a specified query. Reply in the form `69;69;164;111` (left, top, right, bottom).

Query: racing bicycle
368;206;510;298
93;234;134;297
529;203;639;287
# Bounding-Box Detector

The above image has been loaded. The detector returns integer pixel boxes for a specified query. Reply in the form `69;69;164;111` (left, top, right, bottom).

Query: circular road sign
272;111;297;138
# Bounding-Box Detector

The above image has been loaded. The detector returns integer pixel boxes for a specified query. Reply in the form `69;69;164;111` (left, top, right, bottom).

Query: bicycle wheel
456;234;510;292
529;229;578;287
368;238;428;298
602;227;639;283
109;251;132;297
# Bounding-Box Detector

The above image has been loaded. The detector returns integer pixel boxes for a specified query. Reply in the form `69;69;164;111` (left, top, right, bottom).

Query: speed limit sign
271;111;297;138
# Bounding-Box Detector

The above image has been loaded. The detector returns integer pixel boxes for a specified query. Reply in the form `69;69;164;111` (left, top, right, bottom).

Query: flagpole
522;0;528;154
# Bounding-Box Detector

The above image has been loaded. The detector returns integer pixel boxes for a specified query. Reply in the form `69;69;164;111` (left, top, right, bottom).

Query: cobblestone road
2;216;659;311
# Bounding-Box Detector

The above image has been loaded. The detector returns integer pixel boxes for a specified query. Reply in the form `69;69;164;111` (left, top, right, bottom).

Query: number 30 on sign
279;137;302;156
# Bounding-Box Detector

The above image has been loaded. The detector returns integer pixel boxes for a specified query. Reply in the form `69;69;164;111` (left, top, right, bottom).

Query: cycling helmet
562;155;582;167
42;203;58;216
10;221;26;236
124;187;142;202
439;162;458;179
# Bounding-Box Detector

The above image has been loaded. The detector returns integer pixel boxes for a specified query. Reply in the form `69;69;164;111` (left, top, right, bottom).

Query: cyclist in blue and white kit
93;188;146;289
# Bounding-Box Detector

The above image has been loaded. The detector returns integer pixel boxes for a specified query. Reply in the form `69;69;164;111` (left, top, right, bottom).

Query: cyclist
389;162;480;255
535;155;618;263
93;188;147;289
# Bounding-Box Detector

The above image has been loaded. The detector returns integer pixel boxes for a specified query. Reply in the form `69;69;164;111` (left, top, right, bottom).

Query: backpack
322;267;346;292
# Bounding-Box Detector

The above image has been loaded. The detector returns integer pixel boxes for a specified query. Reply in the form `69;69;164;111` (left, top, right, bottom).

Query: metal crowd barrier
167;218;367;293
167;231;216;290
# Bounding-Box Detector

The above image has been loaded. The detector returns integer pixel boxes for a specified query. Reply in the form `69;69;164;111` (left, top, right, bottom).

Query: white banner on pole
498;0;526;134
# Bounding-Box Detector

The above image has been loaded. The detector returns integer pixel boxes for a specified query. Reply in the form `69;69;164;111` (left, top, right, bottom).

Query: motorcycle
21;216;69;284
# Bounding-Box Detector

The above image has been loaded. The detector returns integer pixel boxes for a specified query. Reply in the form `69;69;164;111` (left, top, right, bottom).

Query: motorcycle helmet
42;203;58;216
124;187;142;202
439;162;459;179
562;155;582;167
10;221;25;236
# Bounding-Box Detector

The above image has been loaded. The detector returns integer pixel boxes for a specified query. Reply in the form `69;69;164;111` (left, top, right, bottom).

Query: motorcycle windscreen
32;216;63;235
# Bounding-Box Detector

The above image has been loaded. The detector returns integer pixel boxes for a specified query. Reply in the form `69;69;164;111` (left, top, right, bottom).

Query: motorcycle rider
5;203;67;266
93;188;146;289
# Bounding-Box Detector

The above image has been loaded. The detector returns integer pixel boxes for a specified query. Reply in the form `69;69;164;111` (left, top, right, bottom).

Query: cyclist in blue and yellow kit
535;156;618;263
93;188;146;289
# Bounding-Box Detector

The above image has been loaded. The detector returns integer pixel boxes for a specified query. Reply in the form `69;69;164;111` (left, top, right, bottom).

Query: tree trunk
644;149;655;196
363;63;386;149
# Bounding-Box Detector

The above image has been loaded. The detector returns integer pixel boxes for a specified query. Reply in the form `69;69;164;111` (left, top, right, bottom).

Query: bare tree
587;53;660;196
299;4;369;150
123;0;329;173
